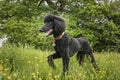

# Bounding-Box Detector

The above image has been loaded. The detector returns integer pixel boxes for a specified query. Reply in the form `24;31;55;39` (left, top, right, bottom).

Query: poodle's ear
54;19;61;27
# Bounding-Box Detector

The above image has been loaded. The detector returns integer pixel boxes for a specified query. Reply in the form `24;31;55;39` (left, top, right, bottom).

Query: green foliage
67;1;120;51
0;0;120;51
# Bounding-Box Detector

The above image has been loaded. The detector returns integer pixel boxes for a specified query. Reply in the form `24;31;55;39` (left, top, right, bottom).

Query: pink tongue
45;29;53;37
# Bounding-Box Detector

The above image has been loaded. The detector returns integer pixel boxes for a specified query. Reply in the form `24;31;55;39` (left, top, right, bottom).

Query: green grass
0;44;120;80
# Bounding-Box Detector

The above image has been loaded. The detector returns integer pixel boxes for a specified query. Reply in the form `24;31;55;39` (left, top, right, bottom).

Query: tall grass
0;44;120;80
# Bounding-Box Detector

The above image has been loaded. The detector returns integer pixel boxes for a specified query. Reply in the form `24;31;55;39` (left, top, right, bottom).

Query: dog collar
54;32;65;40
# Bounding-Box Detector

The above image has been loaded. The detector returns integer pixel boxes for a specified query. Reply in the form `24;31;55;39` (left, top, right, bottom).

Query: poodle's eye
49;21;52;24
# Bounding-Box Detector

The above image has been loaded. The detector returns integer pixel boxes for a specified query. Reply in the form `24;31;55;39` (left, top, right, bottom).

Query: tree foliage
67;1;120;51
0;0;120;51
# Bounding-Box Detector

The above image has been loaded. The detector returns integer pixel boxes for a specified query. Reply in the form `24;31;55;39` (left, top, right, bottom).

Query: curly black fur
40;14;99;75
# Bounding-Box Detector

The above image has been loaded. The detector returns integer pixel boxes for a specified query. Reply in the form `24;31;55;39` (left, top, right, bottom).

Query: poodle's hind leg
88;50;99;70
76;51;85;65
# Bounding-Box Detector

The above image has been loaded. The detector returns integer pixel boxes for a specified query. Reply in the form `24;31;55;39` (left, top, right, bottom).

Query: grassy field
0;44;120;80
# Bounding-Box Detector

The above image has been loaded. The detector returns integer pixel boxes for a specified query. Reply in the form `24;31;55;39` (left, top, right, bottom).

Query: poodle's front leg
61;47;70;76
47;53;61;69
62;56;70;75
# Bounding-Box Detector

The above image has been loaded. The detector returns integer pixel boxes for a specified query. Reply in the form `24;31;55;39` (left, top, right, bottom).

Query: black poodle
40;14;99;75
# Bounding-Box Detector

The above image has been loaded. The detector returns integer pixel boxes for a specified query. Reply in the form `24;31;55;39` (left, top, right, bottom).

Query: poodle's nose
39;28;44;32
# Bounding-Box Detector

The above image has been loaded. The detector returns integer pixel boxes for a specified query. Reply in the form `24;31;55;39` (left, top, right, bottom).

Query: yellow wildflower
111;60;114;63
7;76;12;80
0;64;3;71
0;60;3;64
68;75;71;78
32;73;35;76
39;78;42;80
5;68;10;71
6;59;8;61
78;73;81;76
100;75;103;78
40;60;43;63
32;73;36;78
54;75;59;79
35;57;38;59
28;61;31;64
48;73;52;76
91;74;94;77
13;73;17;77
23;76;25;78
2;73;7;76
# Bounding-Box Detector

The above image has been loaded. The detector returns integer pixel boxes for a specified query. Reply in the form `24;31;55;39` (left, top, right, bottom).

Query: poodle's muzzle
39;23;53;37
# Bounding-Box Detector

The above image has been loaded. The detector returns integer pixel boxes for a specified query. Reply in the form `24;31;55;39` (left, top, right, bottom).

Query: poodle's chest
55;40;68;48
54;39;69;52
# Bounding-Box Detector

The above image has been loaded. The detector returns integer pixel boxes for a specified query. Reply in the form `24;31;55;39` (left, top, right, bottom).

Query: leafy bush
0;0;120;52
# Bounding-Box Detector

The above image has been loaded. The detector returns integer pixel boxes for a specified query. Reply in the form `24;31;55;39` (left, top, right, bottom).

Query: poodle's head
40;14;66;37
